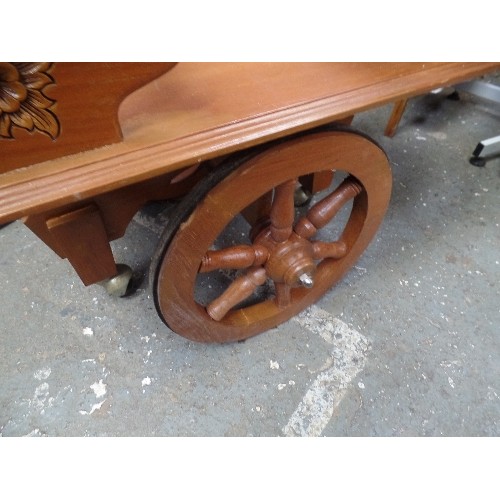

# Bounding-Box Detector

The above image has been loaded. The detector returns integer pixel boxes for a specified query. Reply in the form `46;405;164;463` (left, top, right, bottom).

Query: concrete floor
1;74;499;437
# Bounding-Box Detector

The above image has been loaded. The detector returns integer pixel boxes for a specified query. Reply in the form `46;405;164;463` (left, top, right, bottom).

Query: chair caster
99;264;133;297
469;156;486;167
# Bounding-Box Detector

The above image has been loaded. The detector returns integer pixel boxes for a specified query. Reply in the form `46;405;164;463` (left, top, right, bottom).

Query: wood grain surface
1;62;498;224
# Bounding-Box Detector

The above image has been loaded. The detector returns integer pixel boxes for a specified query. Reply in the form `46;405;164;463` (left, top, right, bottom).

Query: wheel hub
254;227;316;287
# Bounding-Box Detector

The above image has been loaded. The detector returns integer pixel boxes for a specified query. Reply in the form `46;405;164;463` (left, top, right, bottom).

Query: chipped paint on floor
79;400;106;415
283;305;369;437
34;367;51;380
90;380;107;398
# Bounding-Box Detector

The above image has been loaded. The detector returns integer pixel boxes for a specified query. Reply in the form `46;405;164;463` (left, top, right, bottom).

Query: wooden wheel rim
155;129;392;342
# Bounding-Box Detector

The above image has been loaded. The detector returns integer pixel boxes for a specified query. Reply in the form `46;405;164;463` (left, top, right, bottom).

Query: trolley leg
384;99;408;137
25;204;120;286
45;204;118;285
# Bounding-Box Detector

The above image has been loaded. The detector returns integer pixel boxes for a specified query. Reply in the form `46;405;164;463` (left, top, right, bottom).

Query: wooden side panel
0;62;176;174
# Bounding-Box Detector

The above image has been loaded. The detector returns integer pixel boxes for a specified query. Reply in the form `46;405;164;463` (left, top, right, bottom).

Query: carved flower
0;62;60;139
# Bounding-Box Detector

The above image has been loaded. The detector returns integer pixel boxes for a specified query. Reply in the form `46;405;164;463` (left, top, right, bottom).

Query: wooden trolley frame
1;62;498;342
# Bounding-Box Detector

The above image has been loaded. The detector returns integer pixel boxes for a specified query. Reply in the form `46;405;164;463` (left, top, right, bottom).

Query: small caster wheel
469;156;486;167
100;264;133;297
294;186;313;207
447;90;460;101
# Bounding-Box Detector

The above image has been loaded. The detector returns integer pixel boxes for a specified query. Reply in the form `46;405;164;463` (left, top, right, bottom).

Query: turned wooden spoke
270;179;297;242
200;245;268;273
312;240;348;260
206;267;268;321
274;282;292;309
294;176;363;239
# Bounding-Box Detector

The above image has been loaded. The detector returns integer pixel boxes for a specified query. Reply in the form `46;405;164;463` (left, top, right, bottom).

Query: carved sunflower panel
0;62;60;140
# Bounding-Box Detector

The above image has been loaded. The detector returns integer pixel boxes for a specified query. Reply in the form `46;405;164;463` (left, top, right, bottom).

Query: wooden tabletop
1;62;498;223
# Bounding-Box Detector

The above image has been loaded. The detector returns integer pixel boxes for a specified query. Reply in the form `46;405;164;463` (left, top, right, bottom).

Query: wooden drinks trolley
1;62;498;343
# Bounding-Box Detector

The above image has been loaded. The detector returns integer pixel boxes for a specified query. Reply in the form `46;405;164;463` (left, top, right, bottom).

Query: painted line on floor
282;305;369;437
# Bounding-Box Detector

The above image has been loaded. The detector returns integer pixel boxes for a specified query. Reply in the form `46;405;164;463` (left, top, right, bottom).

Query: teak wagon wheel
151;126;392;343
